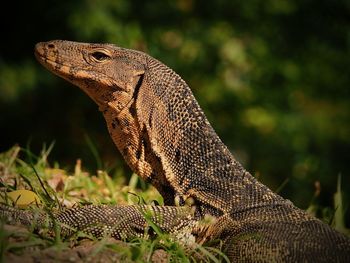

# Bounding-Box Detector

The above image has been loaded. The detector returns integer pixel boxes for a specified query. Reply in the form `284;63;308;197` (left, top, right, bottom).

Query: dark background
0;0;349;225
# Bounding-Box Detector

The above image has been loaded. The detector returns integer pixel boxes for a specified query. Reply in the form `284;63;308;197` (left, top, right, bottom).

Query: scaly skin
1;40;349;262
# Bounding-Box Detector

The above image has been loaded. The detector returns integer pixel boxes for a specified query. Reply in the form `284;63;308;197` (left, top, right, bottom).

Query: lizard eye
91;51;110;61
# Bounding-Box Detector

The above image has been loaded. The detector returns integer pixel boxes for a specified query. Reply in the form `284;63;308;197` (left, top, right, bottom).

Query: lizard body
1;40;349;262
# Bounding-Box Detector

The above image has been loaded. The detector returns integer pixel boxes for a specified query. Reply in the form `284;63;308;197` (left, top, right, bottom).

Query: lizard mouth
34;42;74;76
34;48;66;75
34;43;55;67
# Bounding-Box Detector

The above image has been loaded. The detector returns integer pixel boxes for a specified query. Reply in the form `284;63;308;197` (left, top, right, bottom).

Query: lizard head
35;40;176;205
34;40;146;113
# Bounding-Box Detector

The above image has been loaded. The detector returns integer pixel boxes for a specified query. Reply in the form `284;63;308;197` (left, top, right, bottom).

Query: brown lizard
1;40;350;262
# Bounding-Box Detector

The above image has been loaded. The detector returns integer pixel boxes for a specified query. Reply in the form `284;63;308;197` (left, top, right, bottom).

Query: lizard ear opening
126;71;145;95
132;73;144;98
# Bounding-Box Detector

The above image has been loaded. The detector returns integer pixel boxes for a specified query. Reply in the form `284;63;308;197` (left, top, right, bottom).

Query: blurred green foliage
0;0;349;223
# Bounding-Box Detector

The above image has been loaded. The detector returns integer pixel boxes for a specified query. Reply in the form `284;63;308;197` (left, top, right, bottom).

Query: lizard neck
102;103;177;205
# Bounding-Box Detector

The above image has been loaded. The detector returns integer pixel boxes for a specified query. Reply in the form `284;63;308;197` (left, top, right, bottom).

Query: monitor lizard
1;40;349;262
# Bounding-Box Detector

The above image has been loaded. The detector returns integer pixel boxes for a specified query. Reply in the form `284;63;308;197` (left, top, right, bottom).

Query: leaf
0;190;41;208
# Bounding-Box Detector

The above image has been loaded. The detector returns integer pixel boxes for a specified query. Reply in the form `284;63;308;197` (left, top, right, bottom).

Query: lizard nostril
48;43;55;49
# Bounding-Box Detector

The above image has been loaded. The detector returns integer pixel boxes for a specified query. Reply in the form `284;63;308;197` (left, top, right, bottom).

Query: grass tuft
0;145;225;262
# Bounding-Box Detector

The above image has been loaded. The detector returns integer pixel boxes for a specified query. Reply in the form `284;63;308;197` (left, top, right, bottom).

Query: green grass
0;145;348;262
0;145;228;262
306;174;349;237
